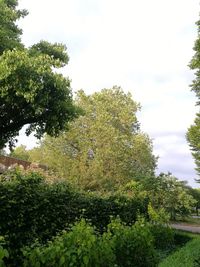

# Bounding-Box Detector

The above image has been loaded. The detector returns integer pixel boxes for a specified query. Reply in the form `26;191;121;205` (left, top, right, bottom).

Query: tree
187;19;200;177
32;87;157;193
0;0;27;54
186;186;200;216
146;173;196;220
0;1;79;149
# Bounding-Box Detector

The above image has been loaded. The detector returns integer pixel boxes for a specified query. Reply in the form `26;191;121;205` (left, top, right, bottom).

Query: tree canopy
187;19;200;177
0;0;27;54
30;87;157;192
0;0;78;149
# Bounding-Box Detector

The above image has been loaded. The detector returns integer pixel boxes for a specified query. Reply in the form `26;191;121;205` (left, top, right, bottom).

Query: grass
156;230;195;262
158;236;200;267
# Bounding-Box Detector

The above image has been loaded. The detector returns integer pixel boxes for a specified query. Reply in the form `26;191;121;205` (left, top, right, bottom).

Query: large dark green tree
187;20;200;177
0;0;78;149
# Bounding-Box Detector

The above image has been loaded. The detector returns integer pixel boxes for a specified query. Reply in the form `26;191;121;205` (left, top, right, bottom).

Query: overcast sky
17;0;200;187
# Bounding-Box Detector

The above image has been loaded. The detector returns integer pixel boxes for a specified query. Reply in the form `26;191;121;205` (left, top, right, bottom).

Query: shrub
107;217;158;267
24;218;159;267
23;219;116;267
0;169;149;265
0;236;8;267
150;225;174;249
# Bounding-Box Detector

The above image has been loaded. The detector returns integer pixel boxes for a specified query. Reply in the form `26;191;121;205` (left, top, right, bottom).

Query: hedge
0;169;148;265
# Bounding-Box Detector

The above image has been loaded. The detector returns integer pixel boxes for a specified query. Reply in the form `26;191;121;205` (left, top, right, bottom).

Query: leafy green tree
0;0;27;54
187;19;200;176
186;187;200;215
147;173;196;220
0;1;79;149
33;87;157;192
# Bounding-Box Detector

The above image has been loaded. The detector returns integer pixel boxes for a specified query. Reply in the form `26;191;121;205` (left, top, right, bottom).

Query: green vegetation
1;1;200;266
146;173;197;221
0;169;197;266
0;169;148;265
27;87;156;193
0;0;79;150
23;218;158;267
187;19;200;178
159;237;200;267
0;0;26;54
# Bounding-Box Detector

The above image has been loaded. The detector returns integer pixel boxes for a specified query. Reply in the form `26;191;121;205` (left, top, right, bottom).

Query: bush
83;193;148;233
150;225;174;249
0;169;149;265
23;219;116;267
24;218;158;267
107;217;158;267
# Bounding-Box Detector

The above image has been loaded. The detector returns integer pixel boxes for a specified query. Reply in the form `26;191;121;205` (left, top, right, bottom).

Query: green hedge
0;170;148;265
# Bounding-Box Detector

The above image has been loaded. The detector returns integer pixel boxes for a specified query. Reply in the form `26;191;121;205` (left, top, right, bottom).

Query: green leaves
0;0;26;55
23;218;159;267
187;19;200;175
0;46;78;149
0;169;148;265
0;1;79;149
146;173;196;220
30;41;69;67
35;87;156;193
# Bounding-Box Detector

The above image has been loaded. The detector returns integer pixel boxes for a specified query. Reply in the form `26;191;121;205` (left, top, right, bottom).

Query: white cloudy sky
17;0;200;187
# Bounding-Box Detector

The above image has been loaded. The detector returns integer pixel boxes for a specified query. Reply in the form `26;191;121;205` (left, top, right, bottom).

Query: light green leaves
35;87;156;193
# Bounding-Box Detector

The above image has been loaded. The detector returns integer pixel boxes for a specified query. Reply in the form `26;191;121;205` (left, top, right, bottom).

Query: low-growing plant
107;217;158;267
23;219;116;267
23;218;160;267
150;225;174;249
159;237;200;267
0;237;9;267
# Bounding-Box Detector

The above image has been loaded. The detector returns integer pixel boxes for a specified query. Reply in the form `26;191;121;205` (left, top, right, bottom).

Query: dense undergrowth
0;169;195;266
159;235;200;267
0;169;149;266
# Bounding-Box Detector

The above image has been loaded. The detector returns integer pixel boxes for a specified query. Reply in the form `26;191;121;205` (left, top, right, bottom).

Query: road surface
171;223;200;233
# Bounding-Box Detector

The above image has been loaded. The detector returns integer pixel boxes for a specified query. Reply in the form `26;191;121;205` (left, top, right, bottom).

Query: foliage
150;225;174;250
145;173;196;220
30;87;156;193
23;219;116;267
0;44;79;149
184;187;200;215
147;204;174;250
148;203;170;224
187;115;200;177
0;169;148;265
0;0;27;55
0;236;8;267
107;217;158;267
187;19;200;177
173;230;193;247
0;0;79;149
23;218;158;267
159;237;200;267
9;145;30;161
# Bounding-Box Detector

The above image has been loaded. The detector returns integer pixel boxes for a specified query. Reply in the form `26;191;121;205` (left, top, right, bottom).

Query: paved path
171;223;200;233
